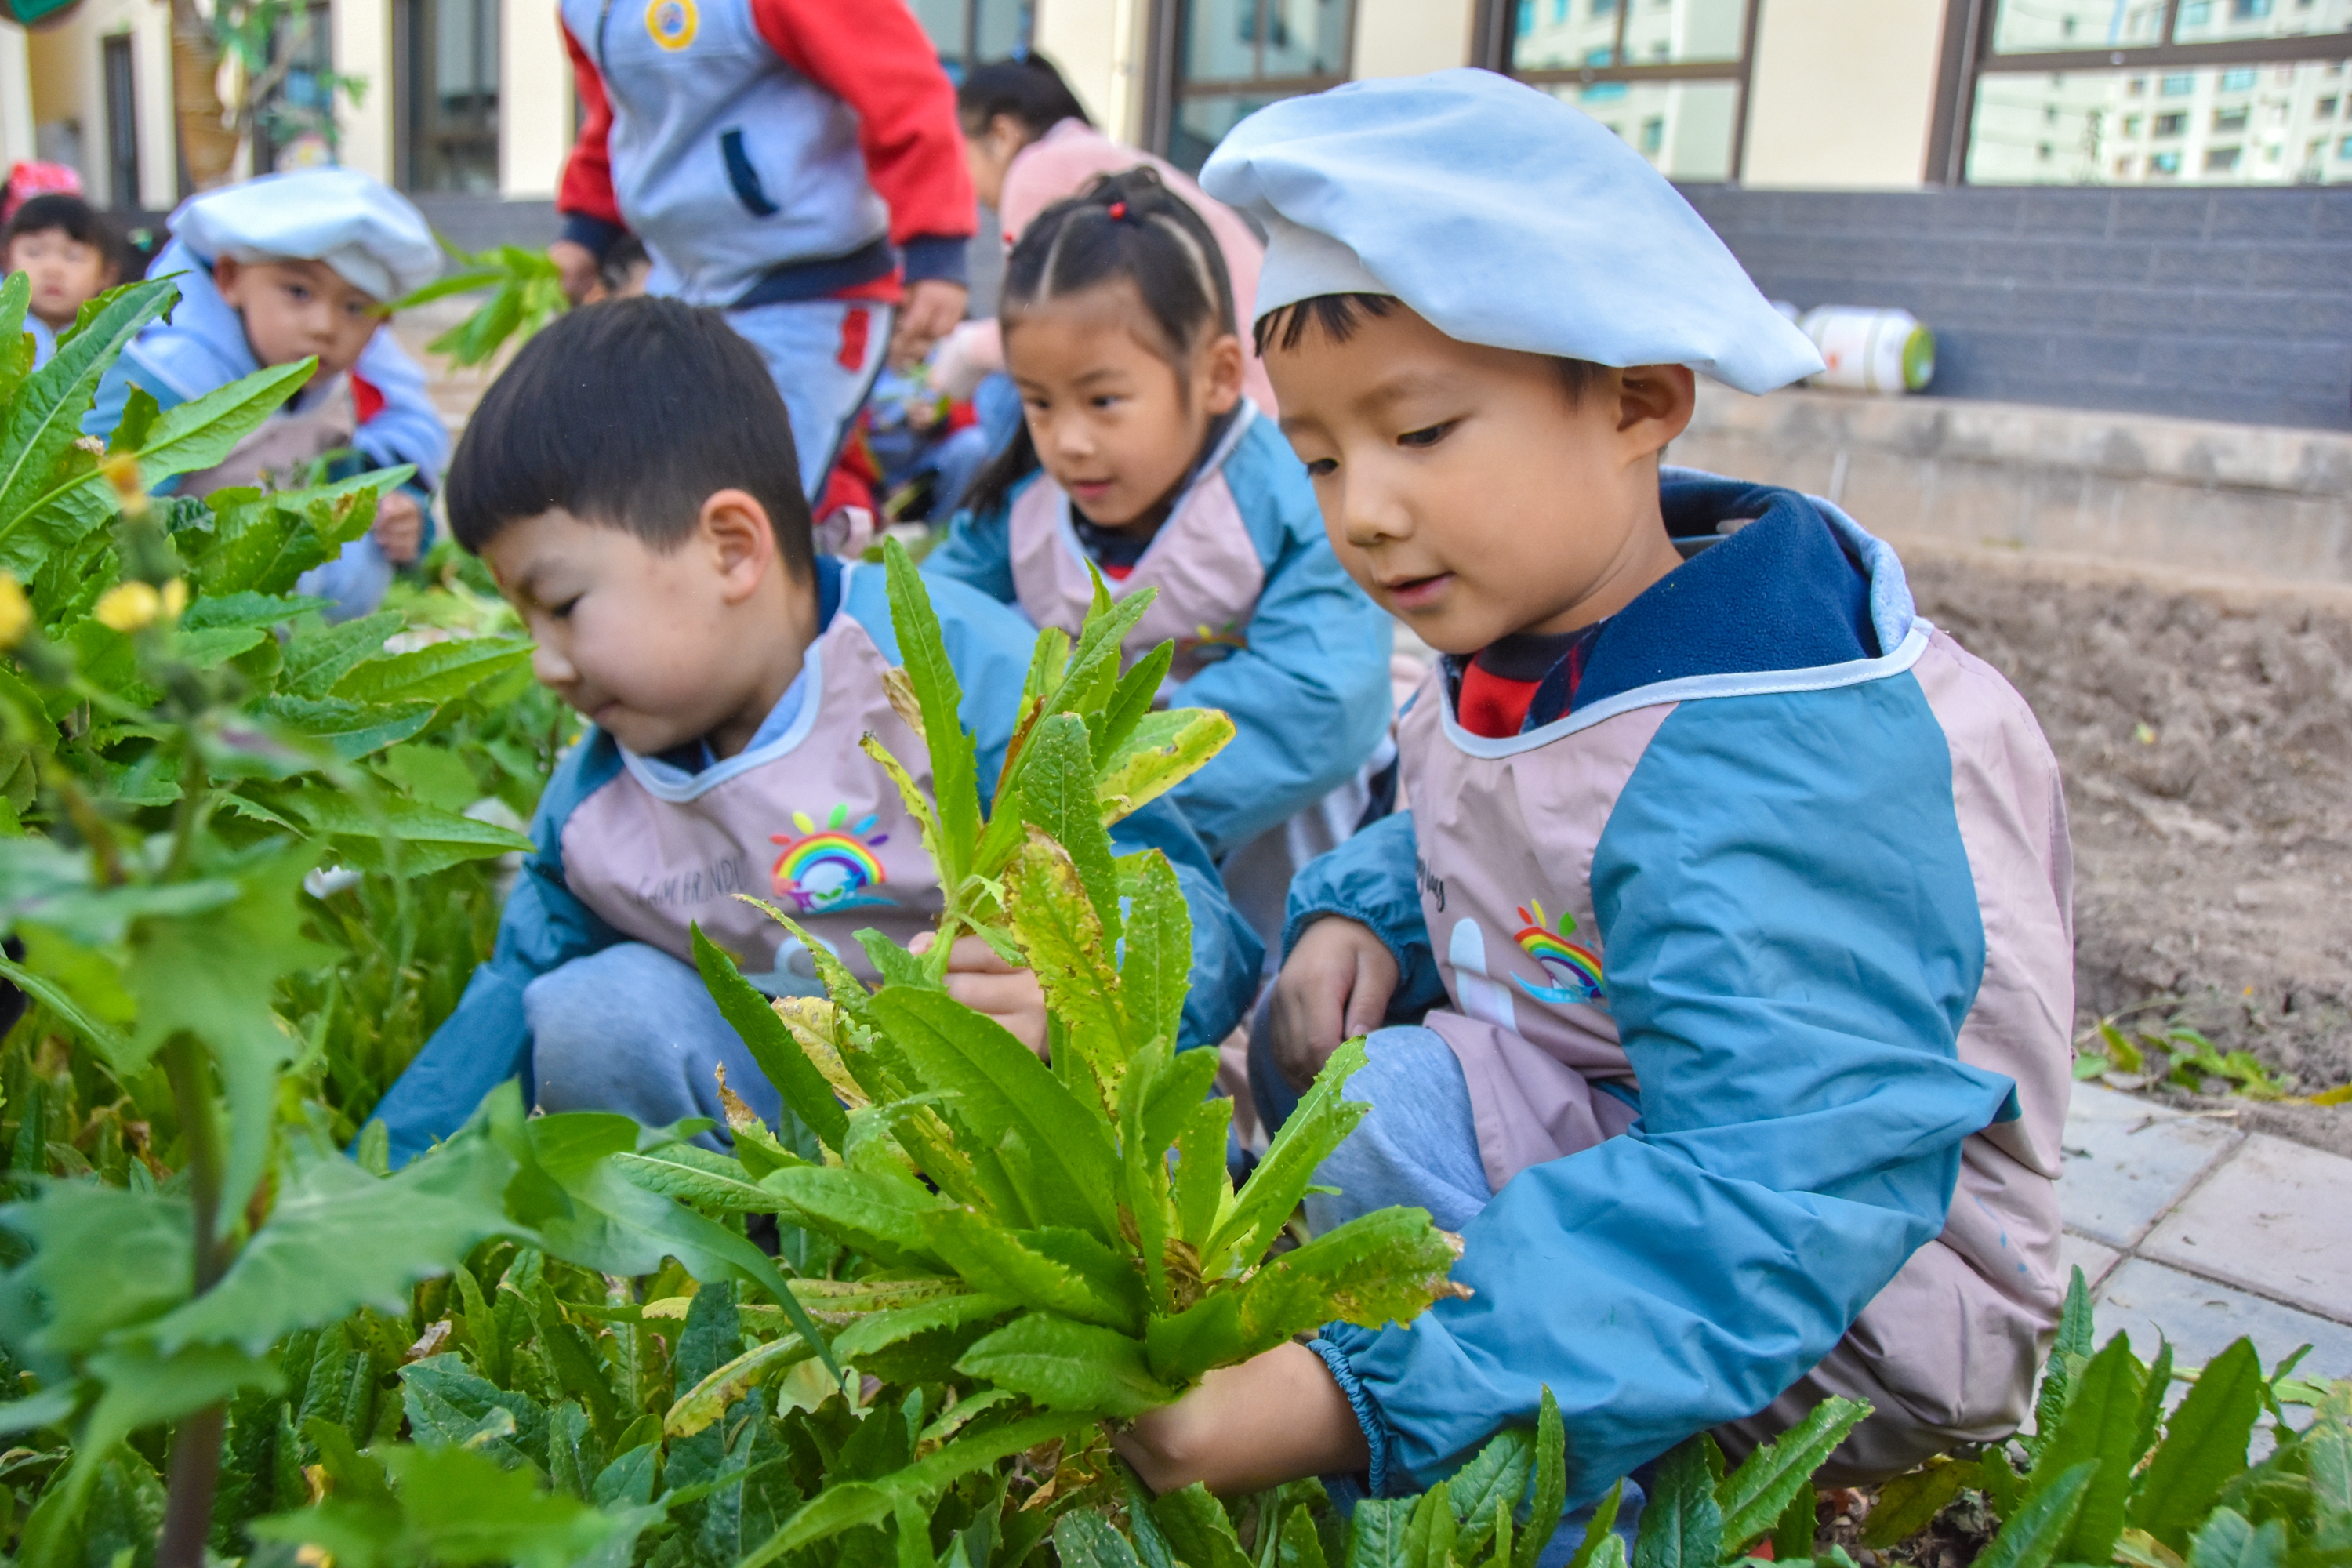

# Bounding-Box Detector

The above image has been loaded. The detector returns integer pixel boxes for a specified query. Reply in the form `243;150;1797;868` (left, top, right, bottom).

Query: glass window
1506;0;1752;176
2180;0;2212;24
2160;74;2196;94
909;0;1034;78
1532;78;1738;179
1965;58;2352;184
2220;67;2259;89
1167;0;1354;172
396;0;499;193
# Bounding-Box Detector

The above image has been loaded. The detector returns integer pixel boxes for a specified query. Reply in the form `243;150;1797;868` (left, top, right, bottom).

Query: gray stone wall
1677;184;2352;434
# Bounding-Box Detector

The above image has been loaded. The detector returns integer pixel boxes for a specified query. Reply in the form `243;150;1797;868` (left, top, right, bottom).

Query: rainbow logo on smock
1511;901;1605;1004
770;805;891;913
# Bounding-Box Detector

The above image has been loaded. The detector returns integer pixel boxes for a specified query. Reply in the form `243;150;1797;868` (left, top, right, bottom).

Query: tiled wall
1678;185;2352;434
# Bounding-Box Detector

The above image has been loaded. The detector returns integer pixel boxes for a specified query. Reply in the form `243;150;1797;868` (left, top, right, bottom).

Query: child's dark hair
5;194;119;258
445;296;815;575
1255;292;1606;405
963;167;1237;517
958;53;1091;139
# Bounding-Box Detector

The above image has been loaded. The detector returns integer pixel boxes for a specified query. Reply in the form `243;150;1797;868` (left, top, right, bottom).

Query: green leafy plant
394;245;571;370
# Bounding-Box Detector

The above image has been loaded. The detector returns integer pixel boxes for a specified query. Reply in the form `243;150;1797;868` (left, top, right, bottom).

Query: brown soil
1898;541;2352;1157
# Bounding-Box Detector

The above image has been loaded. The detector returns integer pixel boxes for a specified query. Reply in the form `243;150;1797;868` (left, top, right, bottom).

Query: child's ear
1201;332;1246;416
212;256;246;305
1613;365;1697;459
698;488;779;603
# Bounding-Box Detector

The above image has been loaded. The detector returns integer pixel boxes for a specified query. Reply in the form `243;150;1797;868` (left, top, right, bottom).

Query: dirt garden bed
1901;542;2352;1156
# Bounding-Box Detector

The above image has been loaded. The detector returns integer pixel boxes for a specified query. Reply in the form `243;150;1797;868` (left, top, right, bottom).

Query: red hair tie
1107;201;1128;220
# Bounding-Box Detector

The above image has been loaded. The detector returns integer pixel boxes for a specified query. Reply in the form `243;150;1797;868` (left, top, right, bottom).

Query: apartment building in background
5;0;2349;430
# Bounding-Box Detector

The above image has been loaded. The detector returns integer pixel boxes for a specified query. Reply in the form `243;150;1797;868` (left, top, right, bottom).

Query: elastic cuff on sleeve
898;234;971;289
1308;1335;1396;1500
1281;905;1415;982
557;212;628;263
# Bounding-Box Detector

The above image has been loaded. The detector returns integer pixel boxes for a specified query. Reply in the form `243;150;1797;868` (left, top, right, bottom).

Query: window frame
1146;0;1361;162
1487;0;1763;181
1927;0;2351;183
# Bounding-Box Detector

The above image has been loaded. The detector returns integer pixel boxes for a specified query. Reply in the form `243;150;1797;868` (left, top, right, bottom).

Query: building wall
18;0;176;209
1741;0;1945;188
500;0;574;198
1681;183;2352;430
332;0;394;182
1035;0;1154;145
1350;0;1472;80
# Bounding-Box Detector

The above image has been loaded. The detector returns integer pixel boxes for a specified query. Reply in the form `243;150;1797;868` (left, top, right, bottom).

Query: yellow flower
100;452;149;518
93;581;162;633
0;575;27;648
161;579;188;618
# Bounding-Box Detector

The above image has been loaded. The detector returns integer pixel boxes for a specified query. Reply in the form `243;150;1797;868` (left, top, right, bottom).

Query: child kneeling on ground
87;168;447;620
368;297;1263;1167
924;169;1395;945
1116;69;2074;1528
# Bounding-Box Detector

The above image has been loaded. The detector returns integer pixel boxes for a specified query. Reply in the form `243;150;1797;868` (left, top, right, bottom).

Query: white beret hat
1197;69;1823;395
169;167;443;303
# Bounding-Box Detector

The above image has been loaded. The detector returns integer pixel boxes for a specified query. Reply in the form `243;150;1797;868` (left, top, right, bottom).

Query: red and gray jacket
556;0;975;308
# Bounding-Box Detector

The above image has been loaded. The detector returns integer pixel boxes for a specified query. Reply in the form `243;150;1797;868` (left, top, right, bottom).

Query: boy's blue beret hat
1197;68;1824;395
170;167;442;304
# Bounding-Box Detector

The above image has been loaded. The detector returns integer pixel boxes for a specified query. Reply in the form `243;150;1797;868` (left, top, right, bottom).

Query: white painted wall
1740;0;1945;188
332;0;394;181
1;24;36;169
1034;0;1149;144
501;0;574;198
1351;0;1472;79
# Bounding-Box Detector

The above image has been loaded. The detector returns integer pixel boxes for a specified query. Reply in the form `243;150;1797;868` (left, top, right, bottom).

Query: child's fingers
942;934;1024;975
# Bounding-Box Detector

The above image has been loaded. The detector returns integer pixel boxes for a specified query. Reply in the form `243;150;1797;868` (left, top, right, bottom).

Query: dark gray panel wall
1676;184;2352;433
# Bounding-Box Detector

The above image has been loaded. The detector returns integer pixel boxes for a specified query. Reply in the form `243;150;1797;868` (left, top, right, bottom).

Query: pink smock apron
1399;620;2073;1476
1007;405;1266;684
178;374;356;495
560;593;943;985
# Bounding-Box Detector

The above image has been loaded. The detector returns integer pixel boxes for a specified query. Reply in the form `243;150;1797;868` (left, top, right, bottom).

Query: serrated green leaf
1018;713;1122;932
1632;1436;1722;1568
1204;1035;1372;1274
760;1163;943;1264
2183;1508;2284;1568
1230;1206;1461;1367
1980;1460;2096;1568
691;924;852;1152
0;1181;192;1360
955;1312;1173;1416
665;1332;816;1438
922;1206;1136;1330
1120;850;1192;1059
283;786;533;877
1447;1424;1536;1562
132;358;314;488
1716;1396;1871;1555
1348;1497;1414;1568
1153;1484;1255;1568
870;985;1121;1238
1056;1510;1148;1568
2030;1332;2142;1564
1858;1457;1975;1548
1007;829;1129;1090
256;695;438;760
143;1132;522;1354
0;278;174;569
884;539;979;883
2131;1336;2263;1550
279;610;402;696
331;635;532;706
249;1440;630;1568
1096;709;1234;823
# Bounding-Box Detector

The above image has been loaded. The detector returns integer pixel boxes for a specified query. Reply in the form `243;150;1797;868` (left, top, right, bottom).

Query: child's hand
888;279;970;368
549;239;604;306
372;491;426;565
1267;917;1398;1091
909;932;1049;1058
1113;1341;1370;1496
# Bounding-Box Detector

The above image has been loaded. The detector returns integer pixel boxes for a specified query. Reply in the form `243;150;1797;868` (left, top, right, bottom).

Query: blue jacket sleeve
1283;810;1443;1019
1167;425;1392;857
864;566;1265;1049
921;492;1021;605
367;739;624;1166
85;354;185;441
352;329;452;493
1314;682;2022;1504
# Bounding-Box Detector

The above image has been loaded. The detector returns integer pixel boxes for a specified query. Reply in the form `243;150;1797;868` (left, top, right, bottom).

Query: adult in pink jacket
935;53;1278;413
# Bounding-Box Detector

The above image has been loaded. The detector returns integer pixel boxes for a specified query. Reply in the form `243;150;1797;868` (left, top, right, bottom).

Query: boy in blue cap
86;169;449;619
1116;70;2074;1525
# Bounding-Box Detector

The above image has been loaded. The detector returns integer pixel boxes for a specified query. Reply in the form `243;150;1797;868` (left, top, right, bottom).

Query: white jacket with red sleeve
554;0;975;307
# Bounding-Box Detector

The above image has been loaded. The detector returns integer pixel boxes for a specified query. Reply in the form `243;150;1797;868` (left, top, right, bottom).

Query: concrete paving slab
2058;1083;2244;1250
2143;1133;2352;1323
2061;1233;2125;1291
2095;1258;2352;1378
